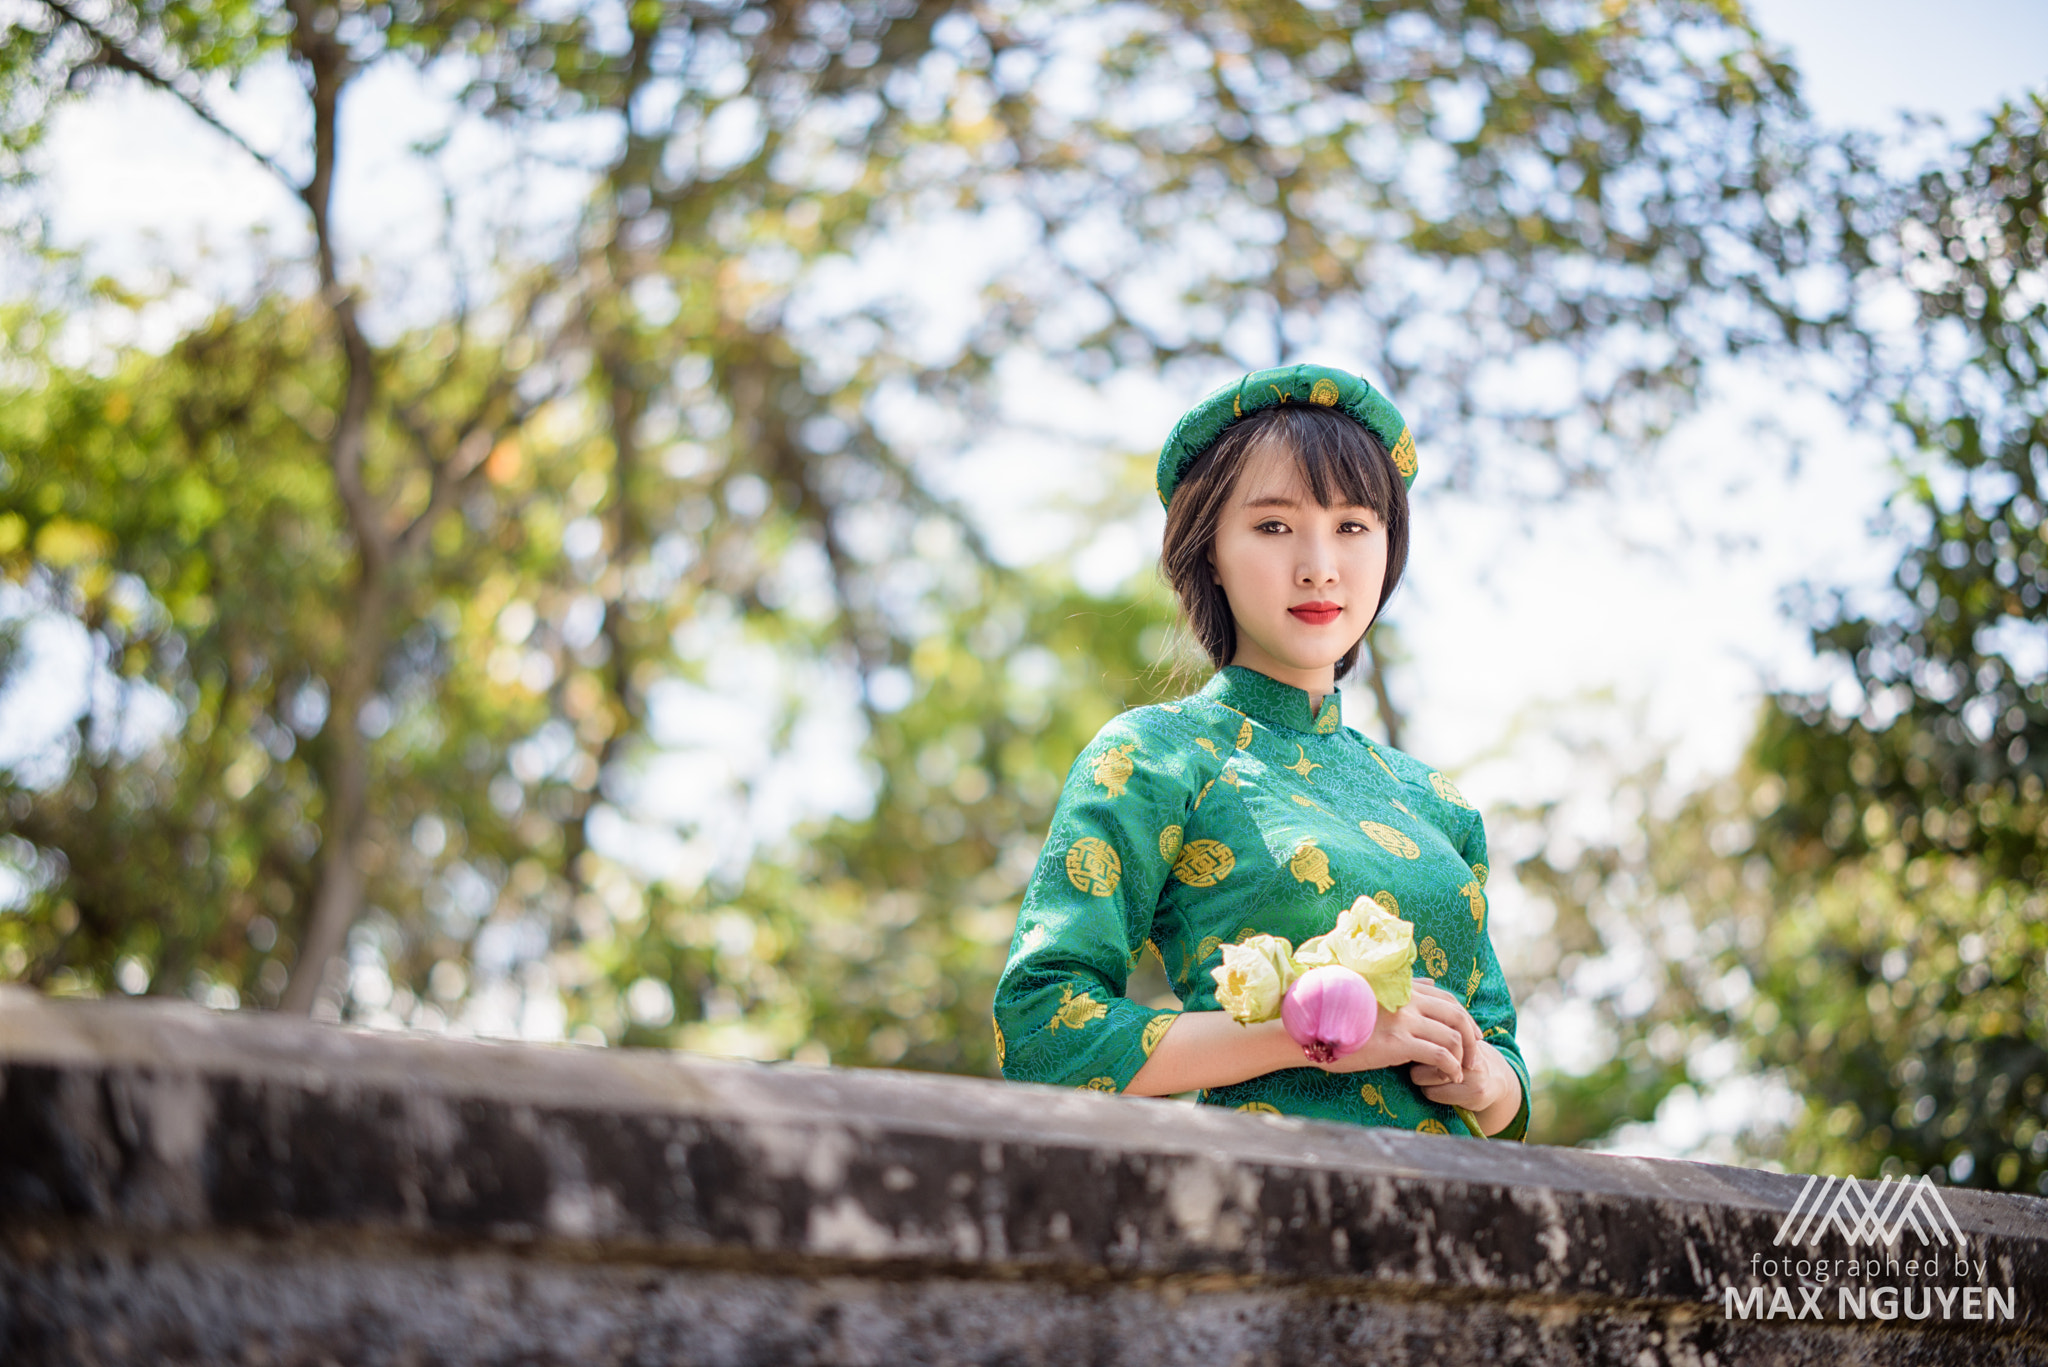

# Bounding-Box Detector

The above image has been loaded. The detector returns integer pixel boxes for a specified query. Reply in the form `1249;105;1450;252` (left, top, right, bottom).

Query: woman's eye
1256;520;1287;534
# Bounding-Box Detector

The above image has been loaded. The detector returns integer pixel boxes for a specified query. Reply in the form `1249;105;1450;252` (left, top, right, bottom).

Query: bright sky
4;0;2042;1144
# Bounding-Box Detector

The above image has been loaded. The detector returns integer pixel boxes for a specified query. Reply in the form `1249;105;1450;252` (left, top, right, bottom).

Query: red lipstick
1289;601;1342;626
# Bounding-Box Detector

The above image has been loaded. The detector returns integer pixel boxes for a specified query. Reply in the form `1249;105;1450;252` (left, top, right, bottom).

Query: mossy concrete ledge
0;990;2042;1366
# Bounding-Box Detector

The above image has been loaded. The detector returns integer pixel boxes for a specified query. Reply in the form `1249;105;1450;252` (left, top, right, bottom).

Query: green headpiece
1154;363;1416;508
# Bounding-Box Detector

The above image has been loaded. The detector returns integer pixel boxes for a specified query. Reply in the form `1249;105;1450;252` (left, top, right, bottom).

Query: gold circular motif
993;1015;1005;1070
1309;377;1341;406
1416;1118;1450;1135
1472;862;1488;886
1373;890;1401;917
1158;825;1184;862
1429;772;1473;809
1083;1076;1119;1092
1236;1101;1283;1115
1358;822;1420;859
1141;1012;1177;1057
1172;839;1236;887
1235;719;1254;750
1065;837;1122;896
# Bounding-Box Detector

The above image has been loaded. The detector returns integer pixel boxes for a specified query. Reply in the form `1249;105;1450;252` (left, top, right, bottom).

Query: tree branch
37;0;301;195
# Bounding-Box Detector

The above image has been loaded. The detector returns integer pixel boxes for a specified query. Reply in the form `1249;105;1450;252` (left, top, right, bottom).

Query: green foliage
1515;96;2048;1192
0;0;1846;1066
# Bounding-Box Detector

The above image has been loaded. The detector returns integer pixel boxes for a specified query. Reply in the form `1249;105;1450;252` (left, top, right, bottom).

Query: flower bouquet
1210;894;1415;1060
1210;895;1484;1134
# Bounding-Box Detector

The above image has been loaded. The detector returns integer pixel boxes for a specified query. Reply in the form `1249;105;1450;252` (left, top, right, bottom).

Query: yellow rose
1210;933;1299;1024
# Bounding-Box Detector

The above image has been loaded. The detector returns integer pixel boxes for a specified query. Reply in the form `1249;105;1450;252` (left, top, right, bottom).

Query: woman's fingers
1402;1014;1464;1082
1408;984;1482;1063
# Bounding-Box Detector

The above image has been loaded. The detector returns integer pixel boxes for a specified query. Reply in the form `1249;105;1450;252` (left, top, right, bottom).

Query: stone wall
0;988;2041;1365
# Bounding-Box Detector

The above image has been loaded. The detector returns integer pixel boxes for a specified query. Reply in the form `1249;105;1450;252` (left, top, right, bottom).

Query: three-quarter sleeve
993;714;1188;1092
1455;813;1531;1141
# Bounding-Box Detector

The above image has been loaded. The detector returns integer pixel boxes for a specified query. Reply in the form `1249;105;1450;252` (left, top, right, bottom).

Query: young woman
992;363;1528;1138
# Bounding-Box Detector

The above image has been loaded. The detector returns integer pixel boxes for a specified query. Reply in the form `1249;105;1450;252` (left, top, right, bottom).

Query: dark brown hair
1160;404;1410;683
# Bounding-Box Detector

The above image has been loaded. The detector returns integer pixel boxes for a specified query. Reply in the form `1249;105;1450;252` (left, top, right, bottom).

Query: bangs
1244;406;1396;517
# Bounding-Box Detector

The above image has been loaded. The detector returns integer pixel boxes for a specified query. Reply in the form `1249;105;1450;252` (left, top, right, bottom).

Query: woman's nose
1296;537;1338;584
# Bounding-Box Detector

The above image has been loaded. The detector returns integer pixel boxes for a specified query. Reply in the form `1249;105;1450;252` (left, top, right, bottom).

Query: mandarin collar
1199;665;1343;735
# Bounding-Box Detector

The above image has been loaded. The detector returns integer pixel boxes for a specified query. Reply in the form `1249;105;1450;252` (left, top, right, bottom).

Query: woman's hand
1413;1040;1523;1134
1316;978;1480;1081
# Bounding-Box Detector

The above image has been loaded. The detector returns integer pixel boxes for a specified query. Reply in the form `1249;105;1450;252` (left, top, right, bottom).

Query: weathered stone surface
0;988;2042;1365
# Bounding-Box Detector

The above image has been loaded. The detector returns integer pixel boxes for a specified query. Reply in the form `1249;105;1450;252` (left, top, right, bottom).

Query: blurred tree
2;0;1836;1060
1514;95;2048;1192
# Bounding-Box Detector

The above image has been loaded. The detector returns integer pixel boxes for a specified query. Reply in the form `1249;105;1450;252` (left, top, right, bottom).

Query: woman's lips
1289;603;1342;626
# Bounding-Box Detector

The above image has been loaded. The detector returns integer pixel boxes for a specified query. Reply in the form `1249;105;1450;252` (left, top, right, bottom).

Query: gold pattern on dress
1092;742;1138;797
1373;890;1401;917
1391;428;1417;480
1236;1101;1282;1115
1359;821;1420;859
1315;706;1340;735
1418;936;1449;978
1215;766;1242;790
1289;838;1334;893
1416;1117;1449;1135
1482;1024;1511;1040
1460;880;1486;931
1284;745;1322;781
993;1014;1005;1069
1310;377;1341;406
1429;772;1473;809
1235;719;1254;750
1390;798;1411;815
1186;934;1224;972
1291;793;1326;813
1195;736;1219;756
1465;962;1484;1005
1359;1084;1394;1118
1141;1012;1177;1057
1127;943;1143;969
1366;745;1397;778
1050;984;1108;1031
1158;825;1184;862
1020;923;1050;955
1172;839;1236;887
1472;862;1488;886
1160;704;1183;713
1083;1077;1119;1092
1193;778;1215;810
1065;837;1123;896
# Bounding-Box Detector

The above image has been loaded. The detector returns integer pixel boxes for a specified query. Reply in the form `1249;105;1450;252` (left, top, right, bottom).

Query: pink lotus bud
1281;964;1379;1064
